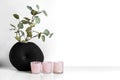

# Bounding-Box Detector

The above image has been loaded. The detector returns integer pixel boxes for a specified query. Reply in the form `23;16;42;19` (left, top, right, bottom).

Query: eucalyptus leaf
24;17;30;21
34;16;40;24
21;40;27;43
38;33;41;39
43;29;50;36
13;14;19;19
31;10;38;15
36;5;40;10
10;24;16;28
27;6;32;11
17;22;23;29
42;35;45;42
15;36;20;41
49;33;53;38
21;20;28;24
19;30;25;36
42;10;47;16
27;32;32;38
9;28;16;30
26;27;32;38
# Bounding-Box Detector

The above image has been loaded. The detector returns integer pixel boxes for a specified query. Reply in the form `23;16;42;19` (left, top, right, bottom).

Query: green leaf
13;14;19;19
10;24;16;28
30;23;35;27
31;10;38;15
17;22;23;29
9;28;16;30
49;33;53;38
21;40;27;43
36;5;40;10
43;29;50;36
19;30;24;36
26;27;32;38
34;16;40;24
42;35;45;42
42;10;47;16
15;36;20;41
21;20;28;24
38;33;41;39
27;6;32;11
24;17;30;21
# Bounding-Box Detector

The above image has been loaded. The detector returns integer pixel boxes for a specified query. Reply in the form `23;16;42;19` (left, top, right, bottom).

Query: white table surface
0;66;120;80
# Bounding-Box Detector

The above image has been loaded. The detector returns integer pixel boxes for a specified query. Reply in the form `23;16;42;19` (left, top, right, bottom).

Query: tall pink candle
31;61;42;74
42;61;52;74
53;61;64;74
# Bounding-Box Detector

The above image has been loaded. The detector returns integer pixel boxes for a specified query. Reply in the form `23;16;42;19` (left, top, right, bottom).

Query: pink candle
31;61;42;74
53;61;64;74
42;61;53;74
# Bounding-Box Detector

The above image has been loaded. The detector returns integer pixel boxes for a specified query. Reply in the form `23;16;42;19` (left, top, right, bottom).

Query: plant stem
25;15;35;41
26;34;38;41
18;30;21;42
31;16;35;23
25;37;28;42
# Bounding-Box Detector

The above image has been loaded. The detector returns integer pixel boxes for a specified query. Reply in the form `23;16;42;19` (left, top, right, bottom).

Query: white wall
0;0;120;67
0;0;56;67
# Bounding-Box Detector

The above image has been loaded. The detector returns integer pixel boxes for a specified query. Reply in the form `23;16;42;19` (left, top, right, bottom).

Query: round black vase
9;42;44;71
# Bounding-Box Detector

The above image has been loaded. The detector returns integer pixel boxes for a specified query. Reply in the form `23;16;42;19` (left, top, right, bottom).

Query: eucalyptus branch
10;5;53;43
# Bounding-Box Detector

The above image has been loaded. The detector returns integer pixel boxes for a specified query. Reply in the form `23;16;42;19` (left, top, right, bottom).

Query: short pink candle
53;61;64;74
31;61;42;74
42;62;52;74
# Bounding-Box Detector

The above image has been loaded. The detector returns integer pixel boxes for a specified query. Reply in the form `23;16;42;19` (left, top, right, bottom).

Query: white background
0;0;120;67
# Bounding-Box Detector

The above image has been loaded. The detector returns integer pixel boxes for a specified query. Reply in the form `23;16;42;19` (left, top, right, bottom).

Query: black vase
9;42;44;71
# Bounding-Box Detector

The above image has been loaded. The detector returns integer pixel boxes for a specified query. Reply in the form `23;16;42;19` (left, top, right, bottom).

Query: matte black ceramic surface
9;42;44;71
